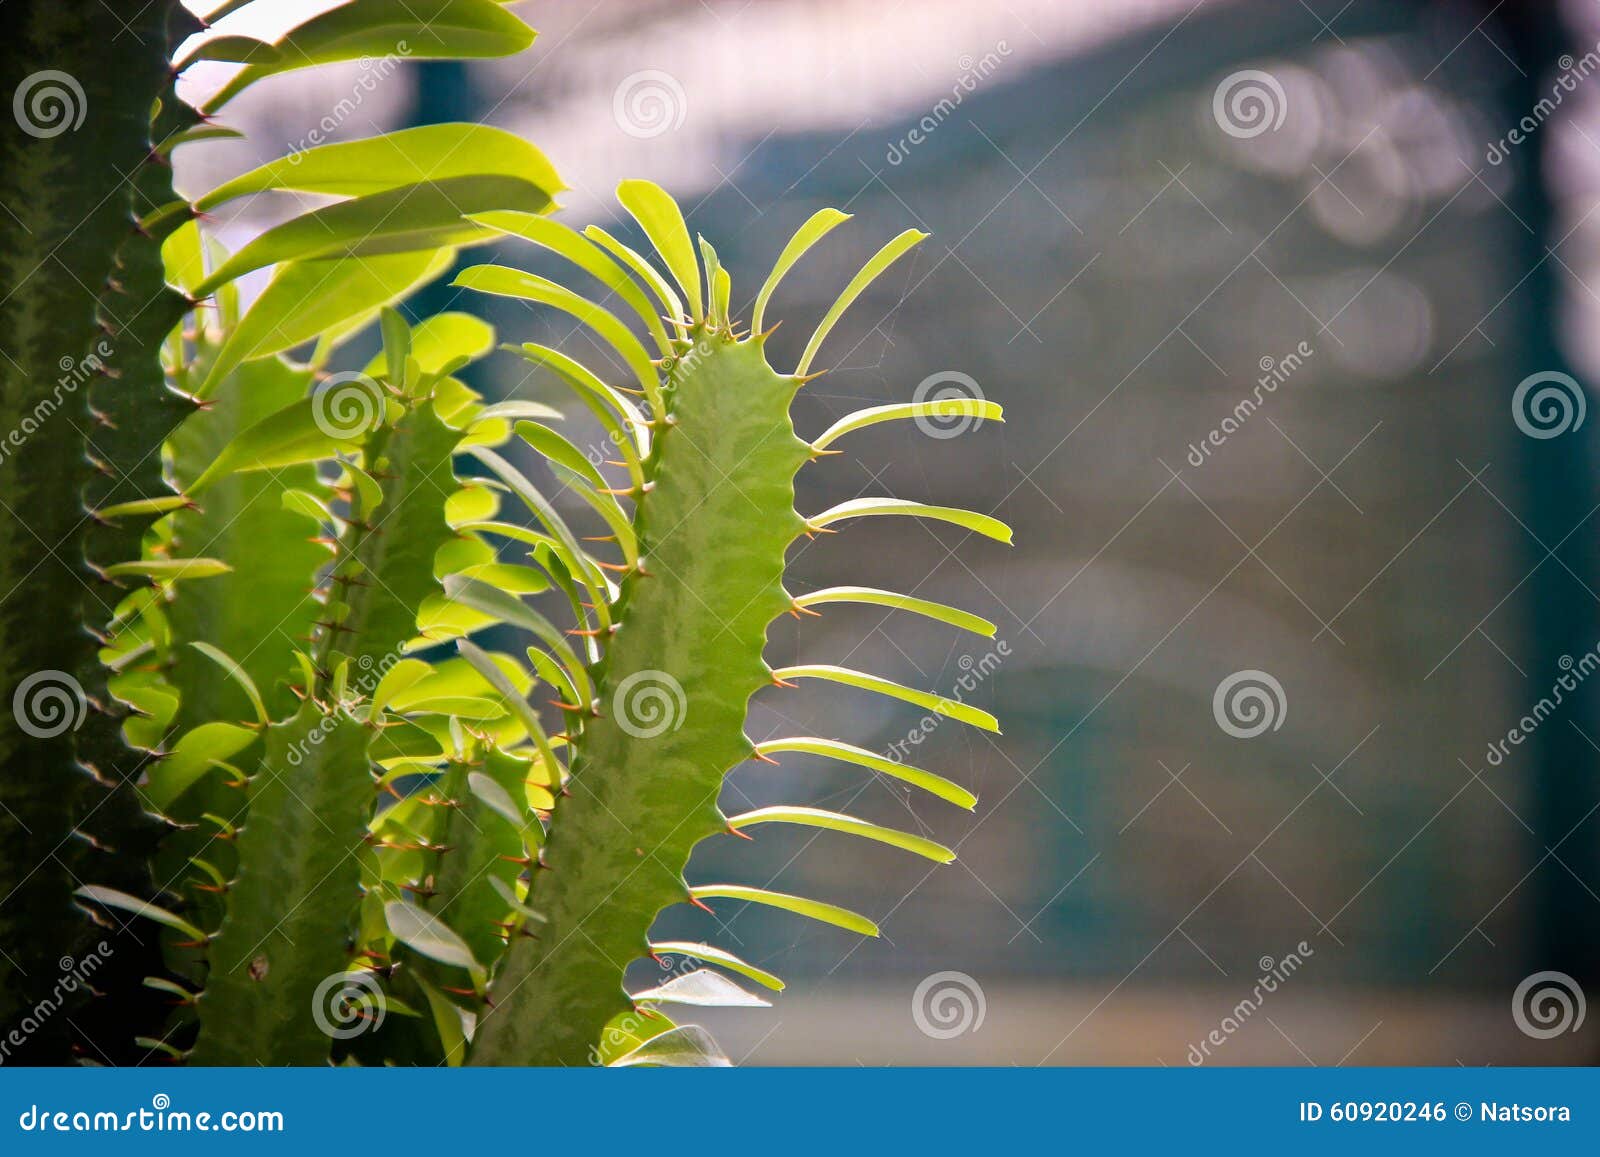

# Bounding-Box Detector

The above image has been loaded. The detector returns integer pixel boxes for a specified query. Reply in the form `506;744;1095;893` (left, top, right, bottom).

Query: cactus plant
0;0;1009;1066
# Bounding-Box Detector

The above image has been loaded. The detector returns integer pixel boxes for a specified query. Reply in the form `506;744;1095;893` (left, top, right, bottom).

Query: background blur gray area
181;0;1600;1063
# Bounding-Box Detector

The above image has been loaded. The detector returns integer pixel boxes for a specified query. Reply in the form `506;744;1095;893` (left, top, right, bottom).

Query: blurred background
179;0;1600;1064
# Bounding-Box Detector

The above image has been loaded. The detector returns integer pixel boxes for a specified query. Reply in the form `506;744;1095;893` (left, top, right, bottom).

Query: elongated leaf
104;558;231;581
187;391;369;495
772;663;1000;732
454;265;659;410
441;576;592;704
794;585;995;636
204;0;536;111
455;640;561;780
196;123;560;209
809;497;1013;544
649;941;785;991
365;313;496;378
188;641;267;724
194;176;552;296
385;899;482;981
688;885;878;936
142;721;258;811
752;207;850;333
753;736;975;809
468;212;671;353
727;806;954;862
631;968;770;1008
796;229;927;375
616;179;702;321
811;399;1004;449
584;225;684;321
75;886;205;941
196;250;453;398
369;658;435;720
611;1025;730;1068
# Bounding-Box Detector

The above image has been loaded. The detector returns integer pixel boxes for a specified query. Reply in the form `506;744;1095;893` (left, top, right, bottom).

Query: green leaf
194;251;453;400
104;558;232;581
369;658;434;720
796;228;928;375
196;123;561;210
384;899;483;982
514;421;605;490
772;663;1000;732
188;641;268;724
441;576;592;704
808;497;1013;544
584;225;684;321
753;736;975;809
74;886;205;942
187;391;368;495
610;1025;730;1068
752;208;851;333
810;399;1004;450
649;941;785;991
364;313;495;378
631;968;770;1008
453;265;660;411
688;885;878;936
142;721;258;811
203;1;537;111
793;585;995;637
727;806;954;862
193;176;553;297
616;179;702;322
468;212;671;354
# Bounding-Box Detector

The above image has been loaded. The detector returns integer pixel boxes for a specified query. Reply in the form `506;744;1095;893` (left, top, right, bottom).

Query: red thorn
688;894;714;914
